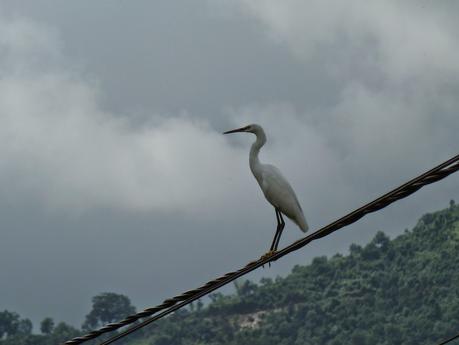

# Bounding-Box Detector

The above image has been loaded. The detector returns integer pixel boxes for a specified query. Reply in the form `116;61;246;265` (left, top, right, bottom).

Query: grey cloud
236;1;459;81
0;14;255;216
232;0;459;178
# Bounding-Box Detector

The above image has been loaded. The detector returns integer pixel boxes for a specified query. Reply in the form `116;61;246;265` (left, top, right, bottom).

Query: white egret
223;124;308;258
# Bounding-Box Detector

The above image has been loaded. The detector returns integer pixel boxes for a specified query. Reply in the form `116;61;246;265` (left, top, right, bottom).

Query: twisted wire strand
64;154;459;345
437;332;459;345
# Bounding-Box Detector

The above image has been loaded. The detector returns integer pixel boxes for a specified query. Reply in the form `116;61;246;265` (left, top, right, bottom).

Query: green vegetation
0;293;135;345
1;202;459;345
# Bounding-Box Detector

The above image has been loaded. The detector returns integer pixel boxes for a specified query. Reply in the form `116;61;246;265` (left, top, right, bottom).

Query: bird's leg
261;209;283;266
269;209;282;252
273;211;285;252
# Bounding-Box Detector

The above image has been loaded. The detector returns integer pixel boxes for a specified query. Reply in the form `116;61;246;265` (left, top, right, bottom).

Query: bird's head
223;124;262;135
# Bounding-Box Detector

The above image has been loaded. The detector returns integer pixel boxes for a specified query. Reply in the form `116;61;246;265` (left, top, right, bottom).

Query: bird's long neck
249;129;267;178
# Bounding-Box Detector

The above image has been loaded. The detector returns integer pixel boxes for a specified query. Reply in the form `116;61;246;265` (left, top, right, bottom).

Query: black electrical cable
64;153;459;345
437;331;459;345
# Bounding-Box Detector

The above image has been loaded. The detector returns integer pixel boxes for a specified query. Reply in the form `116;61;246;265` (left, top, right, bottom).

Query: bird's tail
297;213;309;233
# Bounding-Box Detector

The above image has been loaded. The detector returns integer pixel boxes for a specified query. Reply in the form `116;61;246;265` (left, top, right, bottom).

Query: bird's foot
260;250;276;260
260;250;277;268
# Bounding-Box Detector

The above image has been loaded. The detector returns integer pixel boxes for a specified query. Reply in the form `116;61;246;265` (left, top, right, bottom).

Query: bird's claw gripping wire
260;250;277;267
261;250;276;260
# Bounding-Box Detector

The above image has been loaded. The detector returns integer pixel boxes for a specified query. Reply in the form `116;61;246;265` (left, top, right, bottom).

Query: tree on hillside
40;317;54;335
17;318;32;335
82;292;136;331
0;310;33;339
0;310;31;338
0;311;19;338
50;322;81;344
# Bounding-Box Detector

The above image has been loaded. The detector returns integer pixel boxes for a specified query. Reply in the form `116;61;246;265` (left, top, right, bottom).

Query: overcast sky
1;0;458;329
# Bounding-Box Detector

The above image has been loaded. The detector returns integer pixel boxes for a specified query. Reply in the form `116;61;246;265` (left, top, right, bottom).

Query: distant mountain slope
129;202;459;345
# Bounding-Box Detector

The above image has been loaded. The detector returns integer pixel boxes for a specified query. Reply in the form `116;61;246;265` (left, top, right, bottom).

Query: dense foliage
1;202;458;345
0;293;136;345
128;202;459;345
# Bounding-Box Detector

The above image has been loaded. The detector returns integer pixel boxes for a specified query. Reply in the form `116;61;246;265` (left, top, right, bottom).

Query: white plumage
256;163;308;232
224;124;308;254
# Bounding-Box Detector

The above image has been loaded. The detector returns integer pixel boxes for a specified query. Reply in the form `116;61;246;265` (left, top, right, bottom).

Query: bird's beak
223;126;248;134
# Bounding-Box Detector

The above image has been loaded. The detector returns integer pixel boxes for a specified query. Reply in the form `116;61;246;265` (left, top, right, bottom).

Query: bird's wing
261;164;303;212
259;164;308;232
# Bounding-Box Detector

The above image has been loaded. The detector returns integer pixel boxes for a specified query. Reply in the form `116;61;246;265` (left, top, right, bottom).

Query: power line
64;153;459;345
437;331;459;345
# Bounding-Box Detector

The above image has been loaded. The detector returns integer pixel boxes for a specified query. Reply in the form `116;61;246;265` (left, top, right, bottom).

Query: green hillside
1;202;458;345
128;202;459;345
